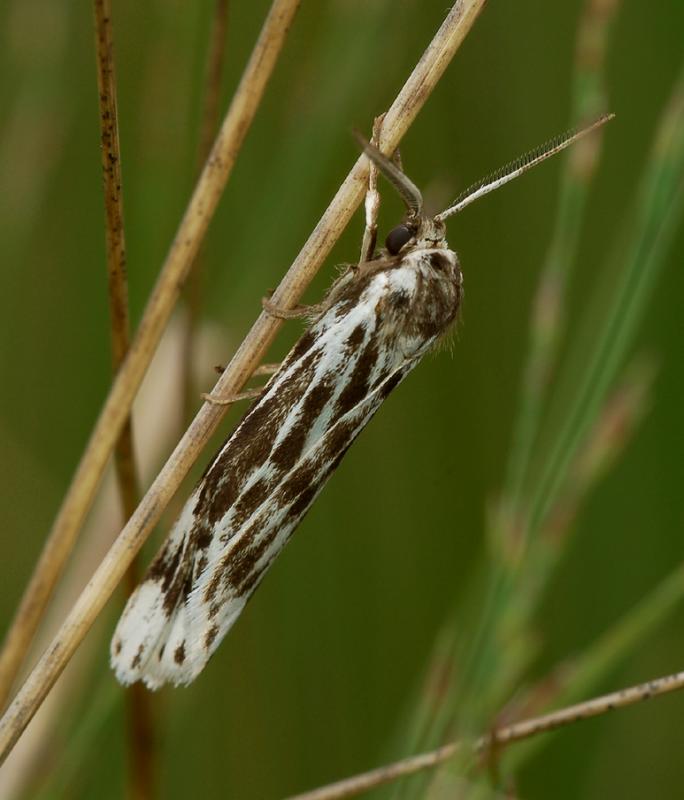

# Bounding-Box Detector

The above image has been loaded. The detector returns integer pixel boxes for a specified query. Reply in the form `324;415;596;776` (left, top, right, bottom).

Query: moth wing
111;359;413;689
110;322;325;687
110;498;199;688
178;359;416;682
112;263;427;688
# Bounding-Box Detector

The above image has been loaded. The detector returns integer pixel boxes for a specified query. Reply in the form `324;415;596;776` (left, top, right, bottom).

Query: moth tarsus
213;361;281;377
201;387;264;406
359;115;384;264
111;113;613;689
261;296;315;320
252;362;281;377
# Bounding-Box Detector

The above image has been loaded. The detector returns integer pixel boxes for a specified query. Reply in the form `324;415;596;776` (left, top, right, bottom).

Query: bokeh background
0;1;683;798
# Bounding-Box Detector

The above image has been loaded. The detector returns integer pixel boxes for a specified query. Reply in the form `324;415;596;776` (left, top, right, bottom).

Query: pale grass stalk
92;1;154;796
287;669;684;800
0;0;301;709
501;357;656;636
0;318;216;798
0;0;487;762
497;0;619;549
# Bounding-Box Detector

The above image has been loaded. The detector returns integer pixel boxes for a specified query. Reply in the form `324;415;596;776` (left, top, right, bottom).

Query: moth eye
385;224;413;255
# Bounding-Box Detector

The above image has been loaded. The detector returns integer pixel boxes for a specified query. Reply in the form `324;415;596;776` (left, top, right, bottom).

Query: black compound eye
385;224;413;255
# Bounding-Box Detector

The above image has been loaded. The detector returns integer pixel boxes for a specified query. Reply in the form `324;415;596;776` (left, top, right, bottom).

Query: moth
111;114;613;689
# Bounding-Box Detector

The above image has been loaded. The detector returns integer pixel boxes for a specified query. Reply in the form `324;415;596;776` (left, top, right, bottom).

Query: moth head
353;131;426;255
355;113;614;250
383;216;448;255
353;133;453;256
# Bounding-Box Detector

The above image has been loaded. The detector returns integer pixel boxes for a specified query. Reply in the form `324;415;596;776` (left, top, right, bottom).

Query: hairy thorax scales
322;233;462;363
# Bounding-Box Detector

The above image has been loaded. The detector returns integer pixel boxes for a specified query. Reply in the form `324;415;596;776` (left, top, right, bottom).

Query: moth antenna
354;131;423;218
436;113;615;222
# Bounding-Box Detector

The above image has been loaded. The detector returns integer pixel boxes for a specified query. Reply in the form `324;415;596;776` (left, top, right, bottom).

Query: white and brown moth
111;114;613;688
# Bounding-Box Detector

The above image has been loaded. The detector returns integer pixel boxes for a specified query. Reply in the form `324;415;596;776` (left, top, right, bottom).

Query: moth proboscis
111;113;614;689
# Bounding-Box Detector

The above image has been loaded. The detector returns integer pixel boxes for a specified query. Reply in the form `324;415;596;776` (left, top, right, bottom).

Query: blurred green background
0;1;683;798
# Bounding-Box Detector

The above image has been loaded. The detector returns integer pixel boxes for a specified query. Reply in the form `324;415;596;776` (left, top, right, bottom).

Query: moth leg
261;295;318;320
252;362;281;376
204;359;281;403
202;387;263;405
213;362;280;376
392;147;404;173
360;114;383;264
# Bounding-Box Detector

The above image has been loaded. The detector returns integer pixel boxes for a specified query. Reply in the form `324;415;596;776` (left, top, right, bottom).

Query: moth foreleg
261;295;319;320
202;387;263;405
206;359;282;404
251;362;281;376
359;114;383;264
392;146;404;173
213;362;281;376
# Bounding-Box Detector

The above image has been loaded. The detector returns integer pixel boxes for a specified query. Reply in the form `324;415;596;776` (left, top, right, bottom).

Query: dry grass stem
0;317;206;797
0;0;300;713
92;1;153;795
181;0;231;424
94;0;131;375
288;669;684;800
0;0;486;762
